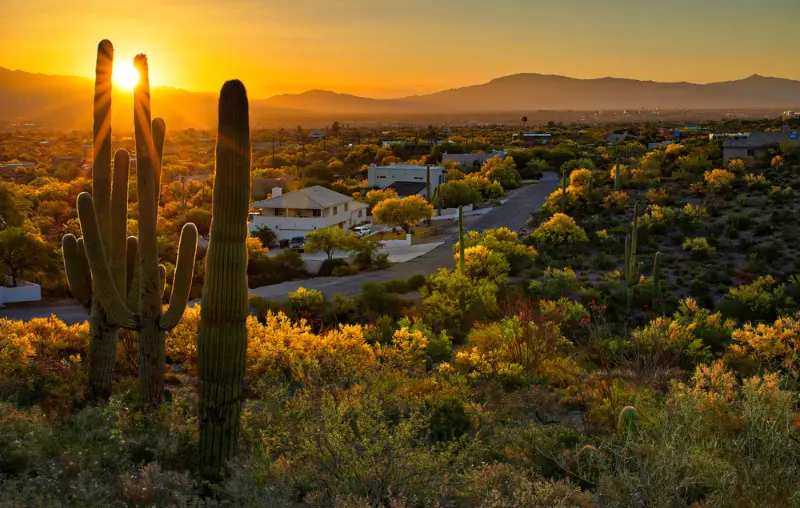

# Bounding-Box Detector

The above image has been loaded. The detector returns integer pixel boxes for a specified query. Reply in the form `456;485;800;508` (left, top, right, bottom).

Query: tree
373;195;434;234
0;227;48;287
0;183;32;228
437;181;481;208
252;224;277;247
521;116;528;128
363;187;399;211
481;156;521;189
304;226;358;259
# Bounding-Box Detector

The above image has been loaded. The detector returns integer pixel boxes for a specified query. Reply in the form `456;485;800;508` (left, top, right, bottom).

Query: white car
352;224;373;237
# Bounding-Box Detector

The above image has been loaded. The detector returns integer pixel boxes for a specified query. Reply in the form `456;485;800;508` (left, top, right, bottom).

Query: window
313;209;321;217
344;203;348;211
747;149;756;157
413;176;424;180
333;206;338;215
274;208;285;216
358;210;363;217
378;175;387;179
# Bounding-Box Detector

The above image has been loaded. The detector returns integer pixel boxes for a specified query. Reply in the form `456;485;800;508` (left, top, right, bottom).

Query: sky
1;0;798;99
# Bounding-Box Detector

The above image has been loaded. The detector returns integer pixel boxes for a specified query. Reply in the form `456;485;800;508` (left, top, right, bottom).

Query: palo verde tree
0;227;48;287
373;195;433;234
304;226;358;259
198;80;252;481
71;50;199;407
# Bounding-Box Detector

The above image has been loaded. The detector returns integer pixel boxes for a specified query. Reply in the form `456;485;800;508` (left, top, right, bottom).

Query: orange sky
1;0;798;99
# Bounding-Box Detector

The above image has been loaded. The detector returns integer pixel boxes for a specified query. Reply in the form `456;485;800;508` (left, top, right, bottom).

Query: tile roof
251;185;352;209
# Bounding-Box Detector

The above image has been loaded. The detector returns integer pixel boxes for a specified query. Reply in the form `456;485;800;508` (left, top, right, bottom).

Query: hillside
2;67;800;128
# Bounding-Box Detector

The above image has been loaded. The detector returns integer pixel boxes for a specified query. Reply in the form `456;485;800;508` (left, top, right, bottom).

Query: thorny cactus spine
198;80;251;481
75;52;198;409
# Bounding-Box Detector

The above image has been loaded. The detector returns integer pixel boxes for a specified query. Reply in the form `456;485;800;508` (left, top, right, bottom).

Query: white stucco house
722;130;798;161
367;164;445;199
249;185;368;241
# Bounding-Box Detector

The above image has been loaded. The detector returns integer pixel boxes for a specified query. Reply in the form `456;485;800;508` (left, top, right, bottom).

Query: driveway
1;172;559;323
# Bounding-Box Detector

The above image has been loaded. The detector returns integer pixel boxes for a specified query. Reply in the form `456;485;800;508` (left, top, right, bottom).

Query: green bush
318;257;349;276
406;273;427;290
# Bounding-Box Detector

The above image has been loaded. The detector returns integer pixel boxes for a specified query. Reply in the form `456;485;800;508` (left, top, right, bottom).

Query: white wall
367;166;445;195
0;279;42;305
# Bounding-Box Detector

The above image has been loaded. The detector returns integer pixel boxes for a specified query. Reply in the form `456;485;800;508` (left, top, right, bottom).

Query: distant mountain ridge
1;67;799;129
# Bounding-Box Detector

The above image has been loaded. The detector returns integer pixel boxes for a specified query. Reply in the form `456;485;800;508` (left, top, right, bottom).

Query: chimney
272;187;282;197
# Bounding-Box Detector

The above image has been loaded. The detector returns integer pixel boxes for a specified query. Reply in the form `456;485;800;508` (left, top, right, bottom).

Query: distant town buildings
307;129;326;141
368;164;445;199
512;133;552;145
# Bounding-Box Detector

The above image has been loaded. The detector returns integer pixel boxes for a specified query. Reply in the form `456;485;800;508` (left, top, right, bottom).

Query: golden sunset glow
113;63;140;90
0;0;797;99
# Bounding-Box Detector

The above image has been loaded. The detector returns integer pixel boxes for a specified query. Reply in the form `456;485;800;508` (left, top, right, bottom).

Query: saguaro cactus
458;205;465;273
560;170;568;212
76;54;198;408
587;174;594;208
652;251;662;311
624;202;639;310
198;80;251;480
62;40;136;399
614;155;621;191
618;406;640;438
426;165;431;203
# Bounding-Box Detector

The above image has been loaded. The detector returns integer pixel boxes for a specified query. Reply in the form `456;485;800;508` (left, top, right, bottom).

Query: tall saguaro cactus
560;169;568;212
614;155;621;191
198;80;251;480
624;202;640;310
458;205;465;273
62;40;134;399
76;54;198;408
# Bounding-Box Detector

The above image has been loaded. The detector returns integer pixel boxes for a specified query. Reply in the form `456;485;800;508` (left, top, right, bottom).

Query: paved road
0;172;559;323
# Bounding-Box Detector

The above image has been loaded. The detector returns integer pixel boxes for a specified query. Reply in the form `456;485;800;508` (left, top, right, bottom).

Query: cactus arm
62;234;92;310
109;149;130;294
158;264;167;297
126;236;139;311
160;223;198;331
77;192;138;329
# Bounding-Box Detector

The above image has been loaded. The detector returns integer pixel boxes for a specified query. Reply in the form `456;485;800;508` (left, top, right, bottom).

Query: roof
723;131;798;148
387;181;427;197
369;164;445;171
251;185;352;210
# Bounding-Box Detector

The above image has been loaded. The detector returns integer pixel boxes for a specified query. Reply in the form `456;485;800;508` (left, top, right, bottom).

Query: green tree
0;227;48;287
363;188;399;210
437;181;481;208
304;226;358;259
373;195;434;234
482;156;521;189
0;183;32;228
251;224;277;247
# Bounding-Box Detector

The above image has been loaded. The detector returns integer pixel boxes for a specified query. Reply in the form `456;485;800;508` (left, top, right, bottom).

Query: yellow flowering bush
745;173;770;188
531;213;588;247
680;203;709;224
602;190;630;212
454;245;511;283
248;311;376;384
287;286;324;309
729;314;800;379
377;327;429;370
638;205;678;230
703;169;736;193
682;237;715;258
644;187;668;205
726;158;746;173
609;163;630;182
454;227;537;273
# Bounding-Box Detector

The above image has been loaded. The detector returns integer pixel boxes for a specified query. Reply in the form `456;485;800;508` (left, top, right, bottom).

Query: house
722;130;799;161
251;175;300;201
51;156;83;166
308;129;326;141
607;133;637;143
647;141;675;150
512;133;552;145
249;185;368;241
442;150;506;169
367;164;446;200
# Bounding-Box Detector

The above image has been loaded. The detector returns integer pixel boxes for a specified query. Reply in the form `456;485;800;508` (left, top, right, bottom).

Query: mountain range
1;67;799;130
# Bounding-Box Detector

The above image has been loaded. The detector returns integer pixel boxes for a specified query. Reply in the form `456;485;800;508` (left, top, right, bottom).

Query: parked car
288;236;305;252
352;224;373;237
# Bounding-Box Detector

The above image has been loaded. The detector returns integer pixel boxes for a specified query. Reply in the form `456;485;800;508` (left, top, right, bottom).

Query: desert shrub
682;237;715;259
384;278;409;293
318;257;349;276
456;244;511;283
602;190;630;212
719;275;784;322
422;268;498;337
406;273;427;291
644;187;668;205
527;267;582;301
437;181;481;208
703;169;736;193
673;298;735;352
638;205;678;231
251;224;277;247
621;317;711;380
287;286;325;311
456;227;537;275
745;173;771;188
727;314;800;380
358;282;403;319
532;213;588;248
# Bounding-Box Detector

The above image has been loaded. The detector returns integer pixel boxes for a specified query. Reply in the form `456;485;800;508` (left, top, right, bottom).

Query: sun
113;63;140;89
